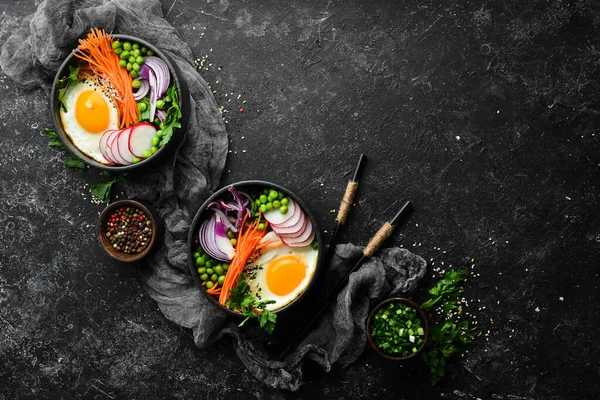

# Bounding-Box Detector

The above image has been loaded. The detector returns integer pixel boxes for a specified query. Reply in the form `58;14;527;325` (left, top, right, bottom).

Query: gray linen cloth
0;0;427;391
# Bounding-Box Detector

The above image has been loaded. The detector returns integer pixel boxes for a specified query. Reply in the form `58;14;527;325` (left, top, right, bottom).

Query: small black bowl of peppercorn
98;199;158;262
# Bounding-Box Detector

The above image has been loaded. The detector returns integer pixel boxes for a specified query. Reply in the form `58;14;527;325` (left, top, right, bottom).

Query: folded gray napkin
0;0;427;391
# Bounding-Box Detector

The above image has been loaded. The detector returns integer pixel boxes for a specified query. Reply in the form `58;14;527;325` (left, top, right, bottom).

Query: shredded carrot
218;213;267;305
73;28;138;129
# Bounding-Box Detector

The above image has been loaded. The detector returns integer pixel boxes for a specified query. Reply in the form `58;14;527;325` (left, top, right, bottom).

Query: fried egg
59;79;119;164
246;236;318;311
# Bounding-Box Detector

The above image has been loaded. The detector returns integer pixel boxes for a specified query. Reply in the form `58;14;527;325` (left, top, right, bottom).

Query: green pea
130;70;139;78
119;59;127;68
156;130;163;138
227;231;235;239
136;56;144;64
222;263;230;271
137;102;147;112
214;266;224;275
196;256;206;266
259;194;268;203
151;146;158;154
132;157;140;164
132;63;140;71
141;46;148;54
142;150;152;158
114;48;123;55
206;281;214;289
218;275;225;285
273;200;281;209
165;95;172;102
132;49;141;58
278;191;284;199
129;56;136;64
158;140;164;148
200;273;209;281
197;267;206;274
205;260;212;268
260;204;267;213
266;202;273;211
126;63;133;71
230;238;237;246
123;41;132;51
281;197;289;206
132;42;139;50
257;223;265;231
211;274;218;282
112;40;121;49
269;190;278;200
206;268;214;275
120;50;130;59
131;80;141;90
151;137;159;146
156;99;165;110
147;50;154;56
263;188;270;194
193;251;201;259
280;205;288;214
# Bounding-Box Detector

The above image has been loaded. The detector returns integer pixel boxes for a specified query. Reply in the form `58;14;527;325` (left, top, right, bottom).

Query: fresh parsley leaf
44;128;65;149
419;269;479;385
56;65;81;112
225;275;277;334
64;157;85;169
159;83;182;144
90;173;126;204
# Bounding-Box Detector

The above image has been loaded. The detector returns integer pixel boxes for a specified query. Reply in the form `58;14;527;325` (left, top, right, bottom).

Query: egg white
245;243;318;311
59;80;119;164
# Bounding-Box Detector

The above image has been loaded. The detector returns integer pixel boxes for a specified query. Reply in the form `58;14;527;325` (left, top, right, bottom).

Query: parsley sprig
56;65;81;112
226;275;277;334
419;268;479;385
90;172;126;204
44;128;85;169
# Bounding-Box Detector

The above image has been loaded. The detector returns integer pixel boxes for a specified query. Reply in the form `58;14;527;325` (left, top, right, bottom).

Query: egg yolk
266;255;306;296
75;90;110;133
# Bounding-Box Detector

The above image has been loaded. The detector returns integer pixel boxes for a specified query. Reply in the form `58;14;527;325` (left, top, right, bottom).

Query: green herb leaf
225;275;277;334
64;157;85;169
44;128;65;150
56;65;81;112
160;83;182;144
90;173;126;204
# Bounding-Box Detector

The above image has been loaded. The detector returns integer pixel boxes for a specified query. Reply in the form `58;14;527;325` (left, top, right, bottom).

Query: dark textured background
1;0;599;399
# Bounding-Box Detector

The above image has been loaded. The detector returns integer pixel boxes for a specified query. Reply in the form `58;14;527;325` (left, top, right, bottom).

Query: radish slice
274;212;307;237
259;231;284;248
264;199;296;226
272;201;302;230
282;218;314;247
107;130;125;165
117;127;135;164
99;130;115;163
129;122;157;158
113;130;132;165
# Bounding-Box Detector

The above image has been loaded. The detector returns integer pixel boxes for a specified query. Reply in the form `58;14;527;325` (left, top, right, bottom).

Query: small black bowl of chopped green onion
366;297;429;360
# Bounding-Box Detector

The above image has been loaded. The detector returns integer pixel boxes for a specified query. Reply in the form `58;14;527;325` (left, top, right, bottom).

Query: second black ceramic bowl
50;33;190;171
187;180;324;317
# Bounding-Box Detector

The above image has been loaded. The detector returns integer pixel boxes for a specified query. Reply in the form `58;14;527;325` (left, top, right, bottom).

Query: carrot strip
218;214;266;305
73;28;138;129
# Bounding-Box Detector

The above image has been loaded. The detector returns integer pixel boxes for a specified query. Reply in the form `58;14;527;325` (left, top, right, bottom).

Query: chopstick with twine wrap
322;154;367;266
278;200;413;360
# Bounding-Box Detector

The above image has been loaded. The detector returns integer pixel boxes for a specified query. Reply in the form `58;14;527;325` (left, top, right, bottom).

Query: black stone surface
1;0;599;399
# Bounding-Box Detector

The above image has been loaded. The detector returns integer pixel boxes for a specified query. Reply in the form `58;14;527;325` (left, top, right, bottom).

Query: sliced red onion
156;109;166;123
133;80;149;100
148;67;158;123
198;213;235;262
228;186;246;230
144;56;170;98
212;208;238;233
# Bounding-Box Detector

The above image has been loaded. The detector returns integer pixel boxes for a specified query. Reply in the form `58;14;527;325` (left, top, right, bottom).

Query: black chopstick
277;200;413;360
322;154;367;267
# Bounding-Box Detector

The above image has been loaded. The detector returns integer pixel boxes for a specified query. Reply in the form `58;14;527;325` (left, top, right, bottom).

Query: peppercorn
105;206;153;254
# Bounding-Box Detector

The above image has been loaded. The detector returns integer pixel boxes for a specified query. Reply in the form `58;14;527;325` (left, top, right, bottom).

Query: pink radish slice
117;127;136;164
128;122;157;158
108;130;128;165
99;130;115;163
285;229;315;248
259;231;284;247
282;218;314;247
274;212;307;238
264;199;296;226
271;200;302;229
106;130;123;164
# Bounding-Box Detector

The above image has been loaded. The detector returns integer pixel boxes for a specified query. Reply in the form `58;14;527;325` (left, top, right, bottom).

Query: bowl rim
49;33;189;171
366;297;430;360
97;199;158;262
187;180;324;317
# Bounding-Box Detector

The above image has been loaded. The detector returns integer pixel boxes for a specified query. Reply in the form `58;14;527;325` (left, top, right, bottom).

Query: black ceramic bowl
50;33;190;171
97;199;160;262
366;297;429;360
187;180;324;317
